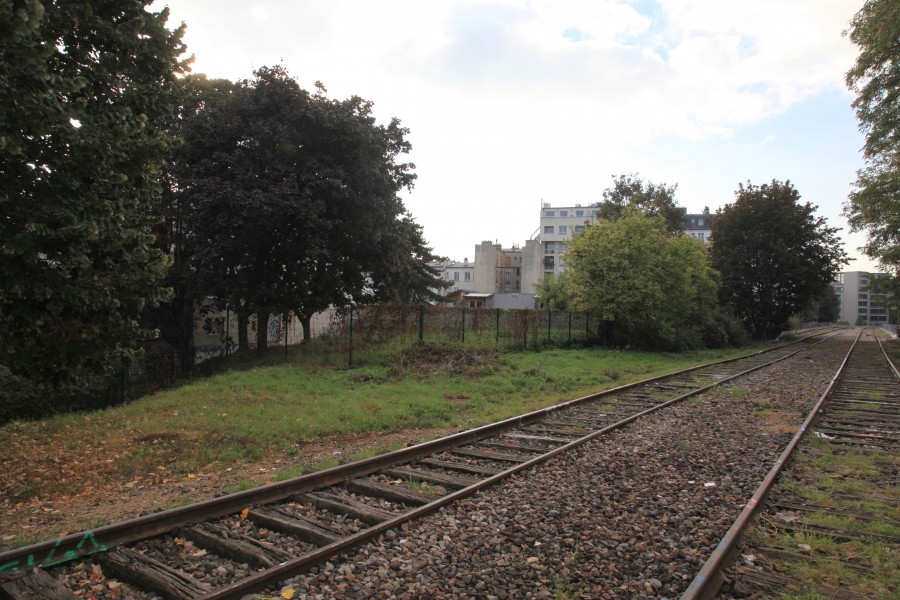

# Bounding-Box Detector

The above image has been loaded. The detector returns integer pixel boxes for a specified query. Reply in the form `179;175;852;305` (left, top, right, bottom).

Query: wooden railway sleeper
247;507;342;546
182;521;295;569
302;492;398;525
344;478;442;506
98;547;210;600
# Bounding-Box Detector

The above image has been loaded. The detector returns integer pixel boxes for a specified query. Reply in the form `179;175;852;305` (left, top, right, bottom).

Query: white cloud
152;0;868;265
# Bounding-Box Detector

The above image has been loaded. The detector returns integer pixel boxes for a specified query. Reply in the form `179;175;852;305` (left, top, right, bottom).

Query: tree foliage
534;272;570;311
596;174;687;235
844;0;900;299
0;1;187;393
711;180;848;338
175;67;441;352
562;208;729;350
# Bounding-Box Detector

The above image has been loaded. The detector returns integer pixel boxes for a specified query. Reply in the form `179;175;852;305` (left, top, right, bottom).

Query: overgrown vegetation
844;0;900;308
0;344;761;503
748;438;900;598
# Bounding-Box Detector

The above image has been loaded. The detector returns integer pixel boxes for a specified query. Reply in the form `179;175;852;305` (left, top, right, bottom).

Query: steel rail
0;330;835;582
681;328;864;600
874;329;900;380
199;333;835;599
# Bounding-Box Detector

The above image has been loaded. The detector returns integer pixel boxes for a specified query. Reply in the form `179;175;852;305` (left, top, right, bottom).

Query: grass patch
0;344;764;501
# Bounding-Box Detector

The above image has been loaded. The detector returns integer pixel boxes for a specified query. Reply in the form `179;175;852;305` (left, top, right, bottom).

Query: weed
552;577;575;600
406;478;445;495
274;467;304;482
678;439;698;452
224;478;257;494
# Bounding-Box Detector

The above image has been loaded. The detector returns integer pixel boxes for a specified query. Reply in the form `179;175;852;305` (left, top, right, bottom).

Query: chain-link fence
117;304;600;398
306;304;597;367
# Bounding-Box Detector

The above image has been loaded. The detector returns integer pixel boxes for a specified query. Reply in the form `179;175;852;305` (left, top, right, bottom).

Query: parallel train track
683;329;899;599
0;331;839;599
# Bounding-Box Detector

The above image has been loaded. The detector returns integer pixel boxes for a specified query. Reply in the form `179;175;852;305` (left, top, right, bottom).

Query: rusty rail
681;328;864;599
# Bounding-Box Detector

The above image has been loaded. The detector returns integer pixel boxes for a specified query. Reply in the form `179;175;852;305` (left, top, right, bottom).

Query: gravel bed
218;514;319;556
56;560;157;600
135;534;259;587
277;501;367;535
248;336;851;599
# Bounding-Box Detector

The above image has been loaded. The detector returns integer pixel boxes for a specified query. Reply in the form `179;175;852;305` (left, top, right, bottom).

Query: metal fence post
348;304;354;368
225;305;230;357
461;308;466;344
547;308;551;343
568;311;572;344
523;312;527;350
496;308;500;346
419;304;424;342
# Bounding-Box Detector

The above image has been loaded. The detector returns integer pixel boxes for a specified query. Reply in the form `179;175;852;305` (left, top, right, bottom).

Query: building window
453;272;459;281
575;210;584;217
558;225;568;234
545;242;555;254
574;225;585;234
544;226;554;234
464;271;471;281
698;219;704;226
698;232;705;241
504;272;511;284
559;243;569;253
544;210;555;217
559;210;568;217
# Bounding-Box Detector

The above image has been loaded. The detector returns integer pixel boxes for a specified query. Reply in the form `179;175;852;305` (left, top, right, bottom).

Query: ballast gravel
253;336;853;599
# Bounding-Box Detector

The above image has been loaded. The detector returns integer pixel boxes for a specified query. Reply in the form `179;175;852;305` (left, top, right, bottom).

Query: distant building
436;202;717;300
536;203;600;280
832;271;892;325
429;258;475;295
683;208;713;243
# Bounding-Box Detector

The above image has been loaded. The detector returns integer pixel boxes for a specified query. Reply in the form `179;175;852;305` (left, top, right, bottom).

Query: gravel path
256;334;853;599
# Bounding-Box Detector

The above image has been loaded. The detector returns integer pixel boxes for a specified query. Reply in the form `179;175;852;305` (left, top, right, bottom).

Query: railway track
684;329;899;599
0;331;840;599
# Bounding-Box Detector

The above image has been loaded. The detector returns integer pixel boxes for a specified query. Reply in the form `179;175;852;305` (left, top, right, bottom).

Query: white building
537;203;600;279
684;209;713;242
832;271;891;325
429;258;476;294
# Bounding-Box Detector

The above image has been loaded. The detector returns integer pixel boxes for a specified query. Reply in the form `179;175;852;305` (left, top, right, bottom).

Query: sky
151;0;878;271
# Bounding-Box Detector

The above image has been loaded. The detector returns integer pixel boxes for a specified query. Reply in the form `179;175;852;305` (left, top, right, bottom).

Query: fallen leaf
240;507;249;520
281;586;295;599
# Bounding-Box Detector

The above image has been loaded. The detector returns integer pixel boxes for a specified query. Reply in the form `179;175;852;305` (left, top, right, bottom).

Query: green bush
0;366;51;424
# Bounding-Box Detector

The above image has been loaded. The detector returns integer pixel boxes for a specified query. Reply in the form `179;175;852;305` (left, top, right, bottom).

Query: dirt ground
0;427;453;550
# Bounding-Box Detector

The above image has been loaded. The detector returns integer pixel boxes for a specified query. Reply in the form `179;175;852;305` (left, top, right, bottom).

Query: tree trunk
256;308;269;358
237;310;250;353
301;314;312;342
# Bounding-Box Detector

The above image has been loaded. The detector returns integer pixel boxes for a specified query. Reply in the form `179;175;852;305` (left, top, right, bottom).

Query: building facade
684;208;713;242
832;271;891;325
429;258;476;294
436;203;717;299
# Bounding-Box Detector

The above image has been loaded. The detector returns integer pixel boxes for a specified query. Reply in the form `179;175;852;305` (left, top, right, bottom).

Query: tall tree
563;208;723;349
844;0;900;301
0;1;188;392
711;180;848;338
596;174;687;235
177;67;442;352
